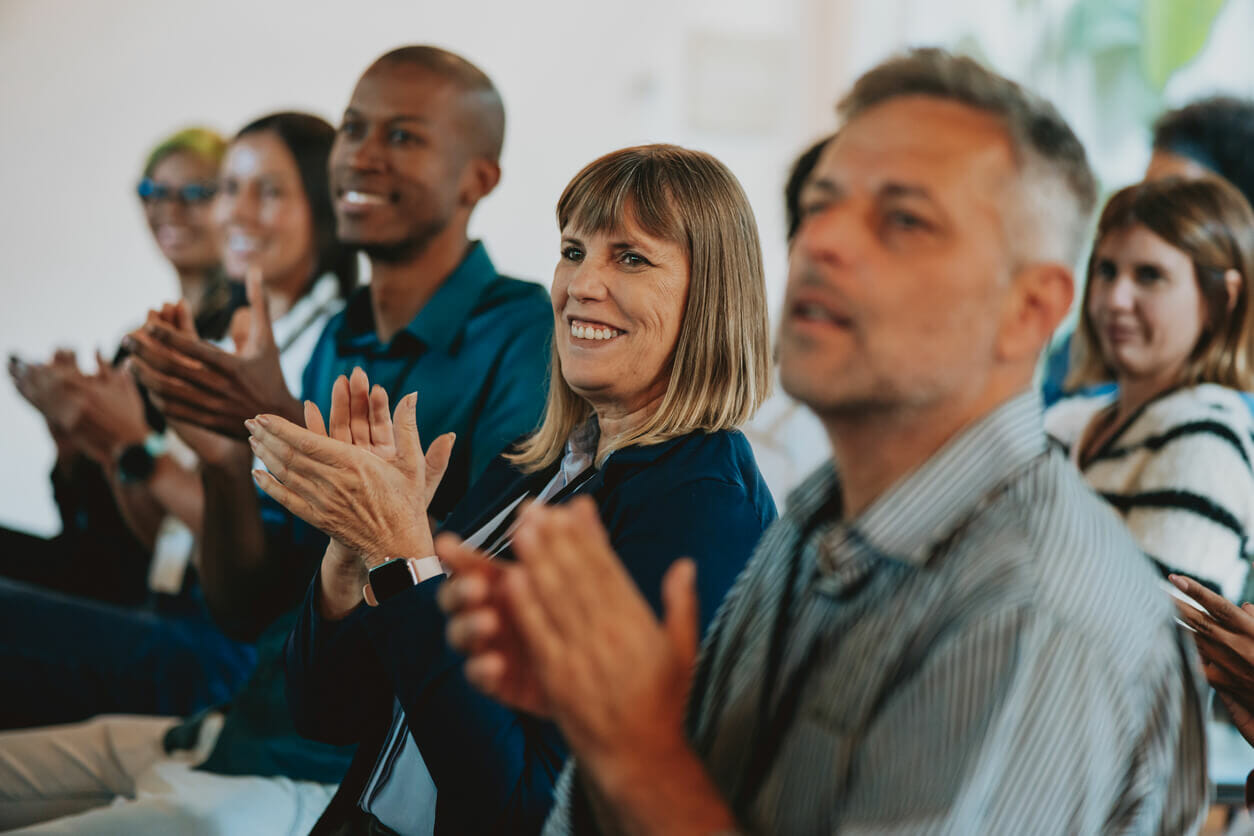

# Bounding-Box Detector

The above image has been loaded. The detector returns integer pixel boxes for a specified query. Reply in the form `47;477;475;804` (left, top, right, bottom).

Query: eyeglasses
137;178;217;206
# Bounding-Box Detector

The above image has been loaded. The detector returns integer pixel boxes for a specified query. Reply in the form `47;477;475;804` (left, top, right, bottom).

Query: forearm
579;745;737;836
198;446;273;640
317;542;367;621
108;456;205;546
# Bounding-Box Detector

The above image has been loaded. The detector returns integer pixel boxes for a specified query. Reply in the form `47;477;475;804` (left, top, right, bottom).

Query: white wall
0;0;821;533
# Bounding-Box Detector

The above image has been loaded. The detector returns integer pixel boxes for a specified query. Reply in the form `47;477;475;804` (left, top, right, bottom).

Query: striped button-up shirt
545;391;1208;835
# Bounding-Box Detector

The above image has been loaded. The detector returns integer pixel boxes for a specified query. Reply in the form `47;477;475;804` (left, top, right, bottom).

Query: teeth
344;190;387;205
228;232;260;252
570;321;621;341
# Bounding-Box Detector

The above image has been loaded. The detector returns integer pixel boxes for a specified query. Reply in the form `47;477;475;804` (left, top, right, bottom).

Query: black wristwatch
367;557;421;604
116;434;162;483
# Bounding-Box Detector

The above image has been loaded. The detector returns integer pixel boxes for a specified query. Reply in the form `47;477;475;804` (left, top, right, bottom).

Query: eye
798;199;828;219
260;182;284;200
1135;265;1163;284
388;129;421;146
618;251;652;268
220;178;240;196
561;246;584;262
339;120;366;140
884;209;928;232
1094;259;1117;281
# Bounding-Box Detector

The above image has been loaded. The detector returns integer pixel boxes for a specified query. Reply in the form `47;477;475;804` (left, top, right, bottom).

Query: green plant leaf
1141;0;1227;90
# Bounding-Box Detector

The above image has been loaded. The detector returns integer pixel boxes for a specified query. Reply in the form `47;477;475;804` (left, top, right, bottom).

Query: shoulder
475;274;552;316
1116;384;1254;472
1044;392;1112;450
945;452;1179;678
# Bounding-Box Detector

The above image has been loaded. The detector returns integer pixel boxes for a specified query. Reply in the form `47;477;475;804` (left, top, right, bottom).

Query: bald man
0;47;553;834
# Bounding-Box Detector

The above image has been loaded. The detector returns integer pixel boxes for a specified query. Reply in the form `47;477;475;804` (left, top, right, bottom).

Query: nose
1105;275;1137;311
566;261;609;303
224;184;260;225
792;202;859;270
345;128;386;173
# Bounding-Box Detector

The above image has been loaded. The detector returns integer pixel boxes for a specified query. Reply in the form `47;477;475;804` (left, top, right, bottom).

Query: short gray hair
839;48;1097;267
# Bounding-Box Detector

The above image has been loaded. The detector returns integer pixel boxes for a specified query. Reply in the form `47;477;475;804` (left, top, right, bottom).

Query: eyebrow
340;108;431;125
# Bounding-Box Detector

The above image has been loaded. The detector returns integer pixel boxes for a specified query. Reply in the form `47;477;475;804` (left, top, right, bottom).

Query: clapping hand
438;497;700;786
1170;574;1254;746
124;267;301;439
247;367;455;570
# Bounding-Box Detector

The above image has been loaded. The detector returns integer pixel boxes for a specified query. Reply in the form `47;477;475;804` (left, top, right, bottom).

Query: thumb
423;432;456;506
244;266;275;352
662;558;700;668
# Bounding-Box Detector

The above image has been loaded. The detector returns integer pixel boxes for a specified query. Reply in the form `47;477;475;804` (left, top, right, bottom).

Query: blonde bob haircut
1068;176;1254;392
509;144;772;472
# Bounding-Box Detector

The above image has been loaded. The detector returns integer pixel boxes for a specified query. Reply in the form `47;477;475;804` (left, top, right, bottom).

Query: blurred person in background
1043;96;1254;406
3;127;237;606
0;112;354;733
1045;177;1254;602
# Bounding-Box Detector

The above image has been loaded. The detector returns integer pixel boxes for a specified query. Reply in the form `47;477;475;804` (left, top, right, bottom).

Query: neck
1116;370;1182;423
175;267;213;316
820;381;1024;519
592;392;666;462
369;225;471;344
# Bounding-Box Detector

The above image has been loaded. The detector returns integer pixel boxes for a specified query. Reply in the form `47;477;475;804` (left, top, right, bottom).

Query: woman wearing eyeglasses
0;114;356;732
2;127;238;608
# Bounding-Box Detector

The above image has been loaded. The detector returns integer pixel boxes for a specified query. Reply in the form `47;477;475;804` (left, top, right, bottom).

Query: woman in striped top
1046;176;1254;600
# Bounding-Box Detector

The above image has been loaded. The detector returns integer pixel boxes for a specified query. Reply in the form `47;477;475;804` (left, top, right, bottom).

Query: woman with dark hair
1046;176;1254;600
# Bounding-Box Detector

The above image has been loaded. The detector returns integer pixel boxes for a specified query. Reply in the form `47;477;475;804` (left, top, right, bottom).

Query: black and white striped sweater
1045;383;1254;600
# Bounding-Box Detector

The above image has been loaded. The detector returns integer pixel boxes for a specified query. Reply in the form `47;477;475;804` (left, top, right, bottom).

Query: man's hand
442;498;699;781
247;366;455;568
1170;574;1254;745
124;268;302;439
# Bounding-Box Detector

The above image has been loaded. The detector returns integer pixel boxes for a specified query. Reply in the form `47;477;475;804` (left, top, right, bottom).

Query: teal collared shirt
199;241;553;784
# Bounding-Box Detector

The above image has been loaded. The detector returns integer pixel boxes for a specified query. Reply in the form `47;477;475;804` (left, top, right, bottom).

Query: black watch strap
117;443;157;483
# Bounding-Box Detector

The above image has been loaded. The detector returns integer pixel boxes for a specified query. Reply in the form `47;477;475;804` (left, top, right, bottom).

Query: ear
1224;268;1243;314
998;262;1074;364
460;157;501;208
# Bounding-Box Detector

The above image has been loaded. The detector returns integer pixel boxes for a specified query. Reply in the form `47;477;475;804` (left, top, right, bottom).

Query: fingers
368;385;394;450
348;367;371;446
304;400;328;437
244;266;276;352
328;375;351;443
1170;575;1253;634
148;389;249;438
251;467;320;525
662;558;700;667
137;320;238;379
173;299;197;335
423;433;456;504
247;413;344;468
393;392;422;463
127;354;238;417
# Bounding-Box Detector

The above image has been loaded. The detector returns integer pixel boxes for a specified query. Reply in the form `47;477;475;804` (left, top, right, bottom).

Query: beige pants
0;715;334;834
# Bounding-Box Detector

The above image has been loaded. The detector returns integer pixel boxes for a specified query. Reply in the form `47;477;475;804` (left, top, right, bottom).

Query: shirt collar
336;241;499;354
791;390;1047;571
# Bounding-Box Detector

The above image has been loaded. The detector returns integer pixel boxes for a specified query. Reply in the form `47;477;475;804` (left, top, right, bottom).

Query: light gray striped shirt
545;391;1208;835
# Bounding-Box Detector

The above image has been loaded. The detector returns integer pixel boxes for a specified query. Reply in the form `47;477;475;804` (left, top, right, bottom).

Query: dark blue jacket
285;428;777;834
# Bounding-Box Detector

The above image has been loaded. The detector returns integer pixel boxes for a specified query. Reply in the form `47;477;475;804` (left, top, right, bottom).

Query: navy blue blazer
285;428;777;835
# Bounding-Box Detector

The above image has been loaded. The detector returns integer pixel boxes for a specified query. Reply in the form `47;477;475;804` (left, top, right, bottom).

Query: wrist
366;522;435;571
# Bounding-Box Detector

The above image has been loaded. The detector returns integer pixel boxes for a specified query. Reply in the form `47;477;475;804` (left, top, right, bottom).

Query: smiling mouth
341;190;390;206
569;318;624;341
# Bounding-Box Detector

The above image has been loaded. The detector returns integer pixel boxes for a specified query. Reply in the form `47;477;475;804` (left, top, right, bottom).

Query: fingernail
251;469;265;485
248;437;259;451
244;419;257;434
1169;574;1187;591
256;415;272;429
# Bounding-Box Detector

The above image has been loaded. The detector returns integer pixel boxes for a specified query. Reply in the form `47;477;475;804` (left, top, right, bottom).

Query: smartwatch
116;433;166;483
364;556;445;606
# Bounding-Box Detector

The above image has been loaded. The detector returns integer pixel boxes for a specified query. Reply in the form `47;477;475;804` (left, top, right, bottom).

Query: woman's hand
1170;574;1254;745
247;366;456;568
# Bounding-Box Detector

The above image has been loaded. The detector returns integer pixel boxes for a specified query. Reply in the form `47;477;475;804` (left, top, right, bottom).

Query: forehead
1096;223;1191;266
222;132;297;178
815;96;1018;203
348;61;461;122
150;150;217;182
